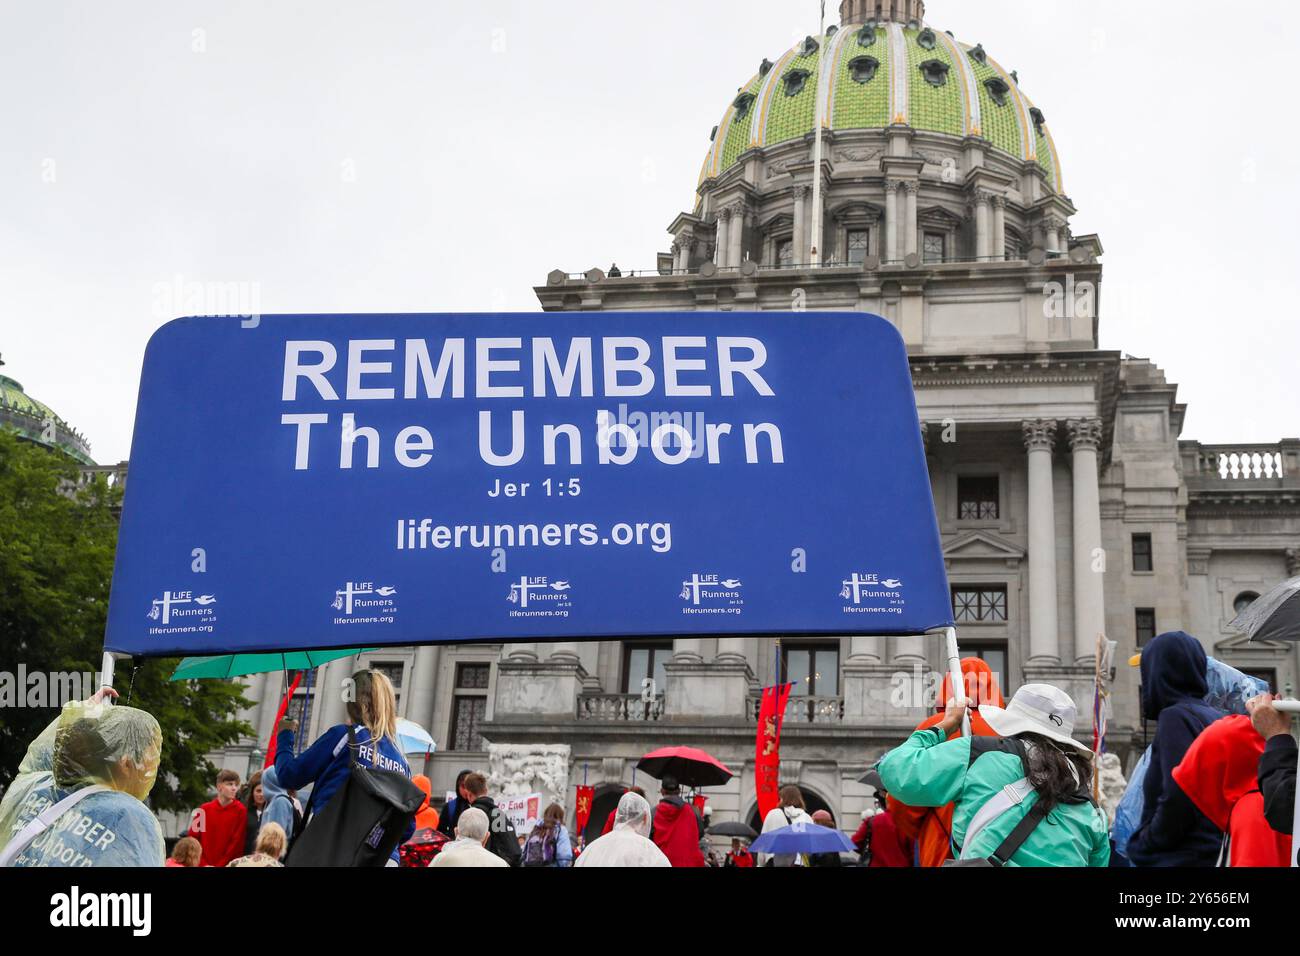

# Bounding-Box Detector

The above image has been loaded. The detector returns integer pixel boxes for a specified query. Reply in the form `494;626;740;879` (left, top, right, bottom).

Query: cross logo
840;574;879;605
333;582;375;615
508;577;547;608
680;574;712;605
148;591;191;624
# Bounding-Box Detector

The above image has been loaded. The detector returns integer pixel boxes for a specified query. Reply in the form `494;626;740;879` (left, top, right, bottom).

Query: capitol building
140;1;1300;835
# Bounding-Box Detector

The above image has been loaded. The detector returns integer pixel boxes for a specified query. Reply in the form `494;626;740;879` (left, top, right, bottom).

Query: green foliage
0;431;252;810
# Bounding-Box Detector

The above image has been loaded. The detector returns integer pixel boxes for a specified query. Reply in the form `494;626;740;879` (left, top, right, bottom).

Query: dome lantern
839;0;925;25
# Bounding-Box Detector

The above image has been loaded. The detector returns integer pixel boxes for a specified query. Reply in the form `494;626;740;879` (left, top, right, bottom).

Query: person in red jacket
187;769;247;868
887;658;1004;866
651;777;705;867
857;792;914;867
1171;714;1292;867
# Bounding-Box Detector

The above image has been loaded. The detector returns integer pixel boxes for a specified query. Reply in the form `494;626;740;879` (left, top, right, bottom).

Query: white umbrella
396;718;436;757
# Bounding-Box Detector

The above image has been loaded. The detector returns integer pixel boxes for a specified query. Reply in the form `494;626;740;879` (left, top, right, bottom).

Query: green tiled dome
0;372;95;465
702;22;1062;193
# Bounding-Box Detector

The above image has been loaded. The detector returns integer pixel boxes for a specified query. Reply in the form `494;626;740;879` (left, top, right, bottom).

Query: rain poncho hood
0;701;165;867
1172;715;1292;866
575;793;670;867
411;774;439;831
1139;631;1208;721
935;658;1005;712
258;765;296;843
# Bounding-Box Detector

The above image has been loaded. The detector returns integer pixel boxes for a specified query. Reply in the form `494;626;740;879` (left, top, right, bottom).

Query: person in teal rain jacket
879;683;1110;867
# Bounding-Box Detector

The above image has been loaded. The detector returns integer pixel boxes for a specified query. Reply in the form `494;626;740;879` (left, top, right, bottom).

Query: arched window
1234;591;1261;616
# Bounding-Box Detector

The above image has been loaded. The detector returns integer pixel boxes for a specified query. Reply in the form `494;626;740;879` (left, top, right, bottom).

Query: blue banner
105;313;953;657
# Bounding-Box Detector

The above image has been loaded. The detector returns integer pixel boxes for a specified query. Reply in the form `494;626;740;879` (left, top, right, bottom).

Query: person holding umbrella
652;776;706;867
759;785;814;867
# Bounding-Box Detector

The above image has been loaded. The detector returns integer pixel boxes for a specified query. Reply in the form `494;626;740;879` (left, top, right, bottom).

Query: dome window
710;125;719;142
733;92;756;119
826;25;839;39
857;22;878;47
783;68;812;97
984;76;1010;106
968;43;987;65
1029;107;1046;136
919;59;950;88
801;35;820;57
759;57;774;77
917;28;936;50
848;55;880;84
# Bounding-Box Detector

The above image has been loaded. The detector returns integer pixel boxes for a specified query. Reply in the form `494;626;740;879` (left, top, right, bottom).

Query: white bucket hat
978;684;1093;756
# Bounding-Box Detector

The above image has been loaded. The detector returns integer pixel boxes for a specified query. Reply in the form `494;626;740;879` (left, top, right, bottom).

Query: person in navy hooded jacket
274;668;414;863
1127;631;1225;867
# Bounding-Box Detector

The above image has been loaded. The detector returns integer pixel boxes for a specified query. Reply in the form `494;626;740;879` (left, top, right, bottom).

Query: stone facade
201;3;1300;842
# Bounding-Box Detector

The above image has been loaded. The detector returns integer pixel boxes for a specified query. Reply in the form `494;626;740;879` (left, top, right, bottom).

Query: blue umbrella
749;823;855;856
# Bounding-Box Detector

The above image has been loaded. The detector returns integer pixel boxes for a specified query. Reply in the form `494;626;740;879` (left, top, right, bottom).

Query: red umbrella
637;746;734;788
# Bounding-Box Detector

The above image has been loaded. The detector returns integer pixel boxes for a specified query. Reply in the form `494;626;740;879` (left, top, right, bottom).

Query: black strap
987;801;1049;867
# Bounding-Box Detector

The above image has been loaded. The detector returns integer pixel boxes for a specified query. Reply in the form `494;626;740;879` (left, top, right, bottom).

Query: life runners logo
332;582;398;625
507;576;572;618
146;590;217;634
679;573;744;616
840;573;905;616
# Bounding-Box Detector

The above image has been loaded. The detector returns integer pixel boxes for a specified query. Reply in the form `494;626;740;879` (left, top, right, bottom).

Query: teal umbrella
168;648;372;681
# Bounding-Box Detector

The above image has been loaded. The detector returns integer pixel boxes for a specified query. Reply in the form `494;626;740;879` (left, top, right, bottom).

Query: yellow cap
1128;653;1142;667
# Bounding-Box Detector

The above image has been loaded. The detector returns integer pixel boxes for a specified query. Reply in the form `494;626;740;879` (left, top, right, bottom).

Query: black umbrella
1231;576;1300;644
707;821;758;839
857;768;884;789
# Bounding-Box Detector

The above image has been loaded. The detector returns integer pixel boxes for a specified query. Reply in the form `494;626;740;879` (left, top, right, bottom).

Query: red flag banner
263;672;302;768
755;683;794;821
692;794;708;814
574;785;595;835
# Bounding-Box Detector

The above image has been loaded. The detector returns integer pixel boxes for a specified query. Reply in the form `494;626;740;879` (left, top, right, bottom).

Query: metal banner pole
942;627;971;737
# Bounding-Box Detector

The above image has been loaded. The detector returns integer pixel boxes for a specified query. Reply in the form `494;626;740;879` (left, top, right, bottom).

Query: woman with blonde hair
227;822;287;867
273;668;414;864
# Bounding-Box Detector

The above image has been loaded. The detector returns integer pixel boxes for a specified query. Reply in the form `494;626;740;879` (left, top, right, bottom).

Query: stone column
672;239;685;273
793;184;809;266
1024;420;1061;663
991;195;1007;261
884;181;900;263
404;645;440;728
728;202;746;268
715;637;749;666
1044;216;1062;255
672;638;705;664
1287;548;1300;579
1069;419;1107;664
715;208;731;266
316;658;352;731
972;191;992;261
548;642;581;665
904;181;918;257
506;643;539;662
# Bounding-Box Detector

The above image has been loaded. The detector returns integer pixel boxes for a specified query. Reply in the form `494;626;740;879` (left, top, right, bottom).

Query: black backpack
286;726;424;867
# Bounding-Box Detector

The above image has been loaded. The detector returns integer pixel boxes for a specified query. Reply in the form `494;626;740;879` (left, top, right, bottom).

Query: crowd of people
0;641;1296;868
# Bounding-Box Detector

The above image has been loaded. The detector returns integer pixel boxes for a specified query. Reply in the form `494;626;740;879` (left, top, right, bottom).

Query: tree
0;431;252;811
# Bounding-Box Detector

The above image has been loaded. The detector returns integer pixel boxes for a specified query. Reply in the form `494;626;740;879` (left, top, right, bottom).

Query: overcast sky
1;0;1296;465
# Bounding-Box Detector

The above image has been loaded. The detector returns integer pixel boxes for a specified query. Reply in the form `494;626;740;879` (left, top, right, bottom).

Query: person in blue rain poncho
0;689;166;868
